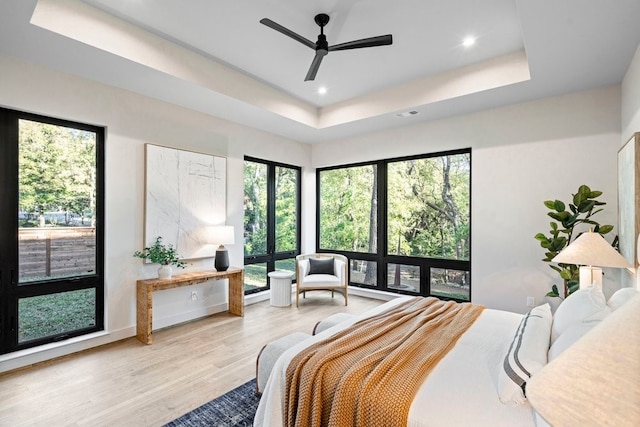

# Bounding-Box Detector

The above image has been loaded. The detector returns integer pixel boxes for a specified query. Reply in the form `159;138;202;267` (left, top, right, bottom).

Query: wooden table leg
228;270;244;317
136;283;153;344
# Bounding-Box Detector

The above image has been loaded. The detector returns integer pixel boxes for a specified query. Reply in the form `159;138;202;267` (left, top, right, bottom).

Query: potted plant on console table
134;236;187;279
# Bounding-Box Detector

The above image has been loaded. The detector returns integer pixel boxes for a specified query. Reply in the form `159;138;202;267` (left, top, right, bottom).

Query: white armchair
295;253;348;307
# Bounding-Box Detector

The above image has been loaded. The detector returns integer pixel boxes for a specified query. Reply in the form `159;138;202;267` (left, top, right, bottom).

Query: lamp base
579;266;603;289
214;247;229;271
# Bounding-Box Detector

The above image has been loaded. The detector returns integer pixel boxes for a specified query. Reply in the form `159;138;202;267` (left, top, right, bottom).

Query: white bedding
254;297;536;427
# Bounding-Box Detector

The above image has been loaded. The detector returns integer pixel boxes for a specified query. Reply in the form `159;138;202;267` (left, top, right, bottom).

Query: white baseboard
347;286;400;301
245;289;272;305
0;329;127;374
245;285;399;306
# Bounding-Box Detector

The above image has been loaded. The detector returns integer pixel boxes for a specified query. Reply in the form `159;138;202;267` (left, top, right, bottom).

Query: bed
254;286;640;427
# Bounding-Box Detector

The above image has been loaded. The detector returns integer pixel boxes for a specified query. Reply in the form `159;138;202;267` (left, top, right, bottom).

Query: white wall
313;86;622;313
0;54;311;372
622;43;640;142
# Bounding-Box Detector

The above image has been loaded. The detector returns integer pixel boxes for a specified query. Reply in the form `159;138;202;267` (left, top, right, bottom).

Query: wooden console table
136;268;244;344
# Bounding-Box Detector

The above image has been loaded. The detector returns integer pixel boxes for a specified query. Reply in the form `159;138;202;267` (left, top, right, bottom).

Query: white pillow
607;287;639;312
547;322;596;361
498;303;552;406
550;285;609;343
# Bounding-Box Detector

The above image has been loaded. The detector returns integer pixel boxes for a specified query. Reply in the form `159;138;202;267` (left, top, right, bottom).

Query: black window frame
316;148;472;302
243;156;301;295
0;107;105;354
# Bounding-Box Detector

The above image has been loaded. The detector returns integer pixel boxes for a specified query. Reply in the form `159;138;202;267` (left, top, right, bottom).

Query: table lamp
210;225;234;271
552;229;633;288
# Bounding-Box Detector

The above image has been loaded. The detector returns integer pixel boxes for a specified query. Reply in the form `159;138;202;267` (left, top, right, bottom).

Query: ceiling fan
260;13;393;81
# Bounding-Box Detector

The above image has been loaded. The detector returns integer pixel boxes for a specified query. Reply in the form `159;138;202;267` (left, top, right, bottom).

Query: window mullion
378;160;387;291
267;164;276;257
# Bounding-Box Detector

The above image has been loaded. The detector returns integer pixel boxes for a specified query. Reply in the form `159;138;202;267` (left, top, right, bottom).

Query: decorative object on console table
133;236;187;279
618;132;640;288
534;185;614;298
211;225;234;271
552;229;632;289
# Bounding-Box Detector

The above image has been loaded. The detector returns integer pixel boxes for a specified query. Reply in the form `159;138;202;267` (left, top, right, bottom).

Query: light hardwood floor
0;293;383;427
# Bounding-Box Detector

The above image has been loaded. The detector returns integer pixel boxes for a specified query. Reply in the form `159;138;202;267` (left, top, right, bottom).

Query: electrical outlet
191;291;198;301
526;296;535;307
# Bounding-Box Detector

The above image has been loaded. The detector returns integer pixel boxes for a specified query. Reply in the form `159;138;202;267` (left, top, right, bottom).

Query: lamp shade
209;225;235;246
527;294;640;426
552;230;633;268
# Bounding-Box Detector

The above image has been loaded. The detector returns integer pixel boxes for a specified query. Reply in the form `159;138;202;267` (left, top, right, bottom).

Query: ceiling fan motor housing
316;34;328;54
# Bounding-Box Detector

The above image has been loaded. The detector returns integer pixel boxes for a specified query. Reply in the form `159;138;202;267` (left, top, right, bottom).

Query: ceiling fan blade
304;51;327;81
259;18;316;50
329;34;392;52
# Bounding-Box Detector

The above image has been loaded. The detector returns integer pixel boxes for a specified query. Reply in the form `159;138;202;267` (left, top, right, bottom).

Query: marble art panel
145;144;226;260
618;133;639;288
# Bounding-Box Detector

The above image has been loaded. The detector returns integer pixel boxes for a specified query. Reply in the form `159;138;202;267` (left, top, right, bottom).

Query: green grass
275;259;295;272
244;260;296;292
431;291;469;301
244;263;267;292
18;288;95;343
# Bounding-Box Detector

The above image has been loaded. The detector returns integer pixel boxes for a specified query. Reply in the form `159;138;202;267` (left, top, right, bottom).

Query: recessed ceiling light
462;36;476;47
318;86;327;95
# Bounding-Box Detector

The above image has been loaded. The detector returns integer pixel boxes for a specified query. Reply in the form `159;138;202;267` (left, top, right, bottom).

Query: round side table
268;270;294;307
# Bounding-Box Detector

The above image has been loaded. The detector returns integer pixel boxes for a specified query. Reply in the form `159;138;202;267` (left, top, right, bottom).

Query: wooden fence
18;227;96;281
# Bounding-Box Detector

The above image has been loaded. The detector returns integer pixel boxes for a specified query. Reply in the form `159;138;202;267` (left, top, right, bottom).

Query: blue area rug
164;379;260;427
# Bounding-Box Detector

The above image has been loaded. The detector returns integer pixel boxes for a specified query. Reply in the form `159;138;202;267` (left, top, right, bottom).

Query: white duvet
254;297;536;427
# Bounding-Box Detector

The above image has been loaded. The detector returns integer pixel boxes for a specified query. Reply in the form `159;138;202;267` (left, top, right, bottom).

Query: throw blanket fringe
285;297;484;427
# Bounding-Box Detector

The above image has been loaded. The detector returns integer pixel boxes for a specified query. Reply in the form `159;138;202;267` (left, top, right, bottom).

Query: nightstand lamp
552;229;632;288
210;225;235;271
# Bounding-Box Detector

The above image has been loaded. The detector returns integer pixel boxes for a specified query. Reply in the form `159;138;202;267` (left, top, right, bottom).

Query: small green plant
534;185;614;298
133;236;186;268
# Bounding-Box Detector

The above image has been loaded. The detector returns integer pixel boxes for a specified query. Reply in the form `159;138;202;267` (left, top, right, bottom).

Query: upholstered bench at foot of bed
256;332;311;395
312;312;356;335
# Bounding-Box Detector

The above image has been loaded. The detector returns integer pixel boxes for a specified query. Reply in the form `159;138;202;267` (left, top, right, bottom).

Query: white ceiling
1;0;639;143
81;0;525;107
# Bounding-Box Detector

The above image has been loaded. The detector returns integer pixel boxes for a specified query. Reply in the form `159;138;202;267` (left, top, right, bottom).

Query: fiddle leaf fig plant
134;236;187;268
534;185;615;298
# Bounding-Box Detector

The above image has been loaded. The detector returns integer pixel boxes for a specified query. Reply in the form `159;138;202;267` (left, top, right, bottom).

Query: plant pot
158;265;172;280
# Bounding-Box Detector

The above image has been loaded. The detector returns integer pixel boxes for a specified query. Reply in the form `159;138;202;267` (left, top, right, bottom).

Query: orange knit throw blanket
284;297;484;427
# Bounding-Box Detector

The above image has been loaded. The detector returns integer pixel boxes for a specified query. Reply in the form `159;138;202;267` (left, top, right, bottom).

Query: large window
318;149;471;301
243;157;300;294
0;108;105;354
318;164;377;253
